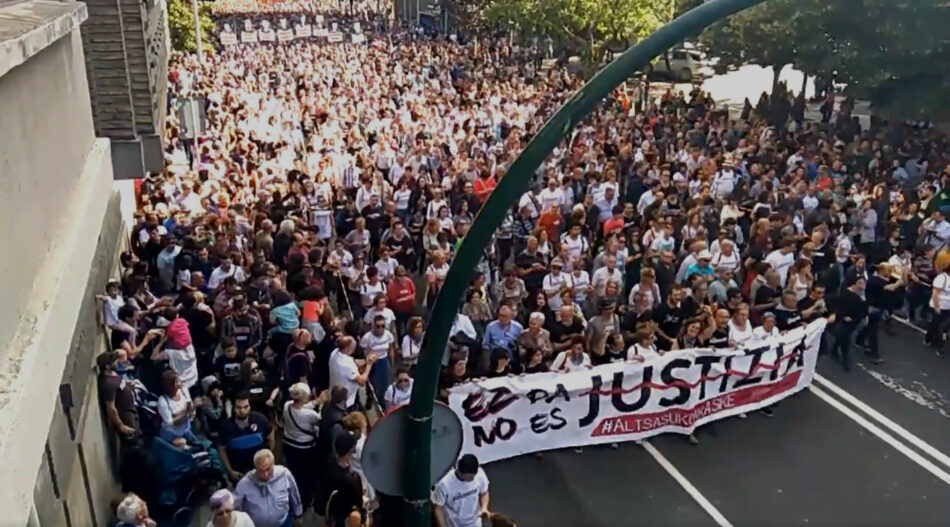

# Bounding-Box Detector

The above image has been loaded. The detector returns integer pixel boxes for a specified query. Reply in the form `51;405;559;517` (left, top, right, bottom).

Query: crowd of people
102;2;950;525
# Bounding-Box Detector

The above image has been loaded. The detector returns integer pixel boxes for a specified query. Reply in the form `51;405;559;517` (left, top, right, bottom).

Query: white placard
448;320;827;463
327;32;343;43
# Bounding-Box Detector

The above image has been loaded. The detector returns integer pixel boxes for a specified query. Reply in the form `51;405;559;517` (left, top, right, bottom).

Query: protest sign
295;24;312;39
328;32;343;43
352;33;365;44
448;319;826;463
220;23;237;45
240;30;257;43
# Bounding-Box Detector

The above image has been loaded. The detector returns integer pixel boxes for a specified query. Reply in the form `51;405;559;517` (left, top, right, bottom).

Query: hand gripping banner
449;319;827;463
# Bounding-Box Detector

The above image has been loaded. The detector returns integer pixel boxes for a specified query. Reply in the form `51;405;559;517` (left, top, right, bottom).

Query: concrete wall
0;1;135;525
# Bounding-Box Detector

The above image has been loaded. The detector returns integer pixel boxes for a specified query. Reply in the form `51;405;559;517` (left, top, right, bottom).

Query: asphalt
485;322;950;527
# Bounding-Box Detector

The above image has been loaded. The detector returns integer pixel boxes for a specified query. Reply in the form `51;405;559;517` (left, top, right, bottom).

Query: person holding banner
550;335;592;373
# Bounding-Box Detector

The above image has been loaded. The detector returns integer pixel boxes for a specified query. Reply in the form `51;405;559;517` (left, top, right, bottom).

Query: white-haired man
234;449;304;527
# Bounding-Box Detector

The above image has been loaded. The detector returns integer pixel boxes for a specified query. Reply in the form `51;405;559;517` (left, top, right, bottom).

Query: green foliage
698;0;950;119
168;0;215;54
477;0;676;61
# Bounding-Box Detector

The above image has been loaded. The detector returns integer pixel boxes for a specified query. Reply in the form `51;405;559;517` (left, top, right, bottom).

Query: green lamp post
403;0;770;524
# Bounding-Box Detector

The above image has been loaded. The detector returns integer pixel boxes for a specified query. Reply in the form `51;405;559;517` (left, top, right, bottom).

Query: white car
646;49;705;82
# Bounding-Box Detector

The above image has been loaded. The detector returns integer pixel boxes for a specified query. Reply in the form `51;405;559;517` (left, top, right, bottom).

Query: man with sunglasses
383;367;414;411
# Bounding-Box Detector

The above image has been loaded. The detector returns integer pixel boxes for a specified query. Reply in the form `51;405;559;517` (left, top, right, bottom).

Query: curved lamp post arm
403;0;770;524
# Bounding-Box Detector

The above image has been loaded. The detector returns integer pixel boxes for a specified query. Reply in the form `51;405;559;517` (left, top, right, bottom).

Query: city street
485;322;950;526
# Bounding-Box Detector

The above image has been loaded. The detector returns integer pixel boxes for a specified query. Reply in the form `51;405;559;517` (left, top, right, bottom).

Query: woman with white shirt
282;383;320;507
728;304;754;348
628;329;662;363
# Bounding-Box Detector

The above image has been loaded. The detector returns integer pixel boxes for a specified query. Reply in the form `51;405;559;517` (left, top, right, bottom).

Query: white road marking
892;315;926;334
809;384;950;486
857;364;950;419
642;441;734;527
813;374;950;471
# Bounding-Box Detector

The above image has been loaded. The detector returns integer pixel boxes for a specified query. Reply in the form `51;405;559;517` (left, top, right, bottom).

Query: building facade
0;0;163;524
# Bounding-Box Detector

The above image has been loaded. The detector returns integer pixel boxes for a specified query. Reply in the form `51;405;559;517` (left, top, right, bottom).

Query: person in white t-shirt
752;313;781;341
383;368;414;410
538;177;565;211
360;316;397;402
765;239;796;288
432;454;490;527
328;336;373;409
928;270;950;352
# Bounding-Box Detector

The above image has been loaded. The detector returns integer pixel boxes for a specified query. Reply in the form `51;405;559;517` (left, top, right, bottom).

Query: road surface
485;321;950;526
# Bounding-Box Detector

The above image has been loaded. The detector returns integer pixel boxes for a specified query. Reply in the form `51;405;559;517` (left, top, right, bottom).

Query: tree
168;0;215;54
698;0;950;119
481;0;676;63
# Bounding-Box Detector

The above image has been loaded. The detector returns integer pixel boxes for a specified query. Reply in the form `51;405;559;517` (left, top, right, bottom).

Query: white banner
240;31;257;43
258;29;275;42
277;28;294;42
449;319;826;463
295;24;312;39
327;32;343;43
220;31;237;45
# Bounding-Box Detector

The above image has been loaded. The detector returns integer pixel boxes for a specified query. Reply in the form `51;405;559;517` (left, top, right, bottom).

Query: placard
327;32;343;43
295;24;312;39
240;31;257;43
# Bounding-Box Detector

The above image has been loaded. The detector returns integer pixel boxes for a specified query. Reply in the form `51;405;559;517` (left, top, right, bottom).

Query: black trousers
284;442;317;509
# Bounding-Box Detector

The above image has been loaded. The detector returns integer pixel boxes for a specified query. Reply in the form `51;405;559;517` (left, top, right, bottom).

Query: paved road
485;323;950;527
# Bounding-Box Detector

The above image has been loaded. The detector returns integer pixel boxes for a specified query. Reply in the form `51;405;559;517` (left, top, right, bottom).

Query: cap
698;250;713;260
96;351;119;371
762;311;776;320
672;172;686;183
551;257;564;267
458;454;480;475
597;298;617;311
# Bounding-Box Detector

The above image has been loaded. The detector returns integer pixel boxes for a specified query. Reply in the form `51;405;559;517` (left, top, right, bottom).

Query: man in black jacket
830;278;868;372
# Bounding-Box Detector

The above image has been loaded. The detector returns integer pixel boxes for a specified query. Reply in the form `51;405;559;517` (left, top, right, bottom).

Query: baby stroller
147;436;226;526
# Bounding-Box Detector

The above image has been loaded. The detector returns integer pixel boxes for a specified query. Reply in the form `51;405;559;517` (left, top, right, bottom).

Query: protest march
98;0;950;524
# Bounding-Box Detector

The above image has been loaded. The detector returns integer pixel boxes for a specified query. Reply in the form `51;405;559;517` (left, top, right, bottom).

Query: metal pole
192;0;203;62
401;0;771;525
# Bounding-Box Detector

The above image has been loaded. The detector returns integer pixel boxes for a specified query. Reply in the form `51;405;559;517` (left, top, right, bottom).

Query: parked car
645;48;705;81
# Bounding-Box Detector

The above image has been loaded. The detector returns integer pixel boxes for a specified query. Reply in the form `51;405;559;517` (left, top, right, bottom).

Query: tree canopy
168;0;215;54
463;0;676;62
697;0;950;119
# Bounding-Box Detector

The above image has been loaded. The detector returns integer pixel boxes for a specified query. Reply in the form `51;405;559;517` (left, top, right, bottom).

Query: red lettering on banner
590;370;801;437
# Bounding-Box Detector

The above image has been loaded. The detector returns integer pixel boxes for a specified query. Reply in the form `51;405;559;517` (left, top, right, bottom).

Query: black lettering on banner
612;367;653;412
526;383;570;405
530;413;549;434
472;418;517;446
530;407;568;434
579;375;603;427
526;389;548;404
549;383;570;404
769;343;785;382
693;355;721;400
462;387;518;423
549;407;567;430
733;345;768;389
659;358;691;407
719;355;733;394
783;337;807;375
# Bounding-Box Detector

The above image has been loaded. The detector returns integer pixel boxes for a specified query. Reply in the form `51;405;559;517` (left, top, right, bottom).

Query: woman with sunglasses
206;489;254;527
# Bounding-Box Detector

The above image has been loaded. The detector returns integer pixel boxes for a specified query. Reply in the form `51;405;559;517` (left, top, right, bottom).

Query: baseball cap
698;250;713;260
